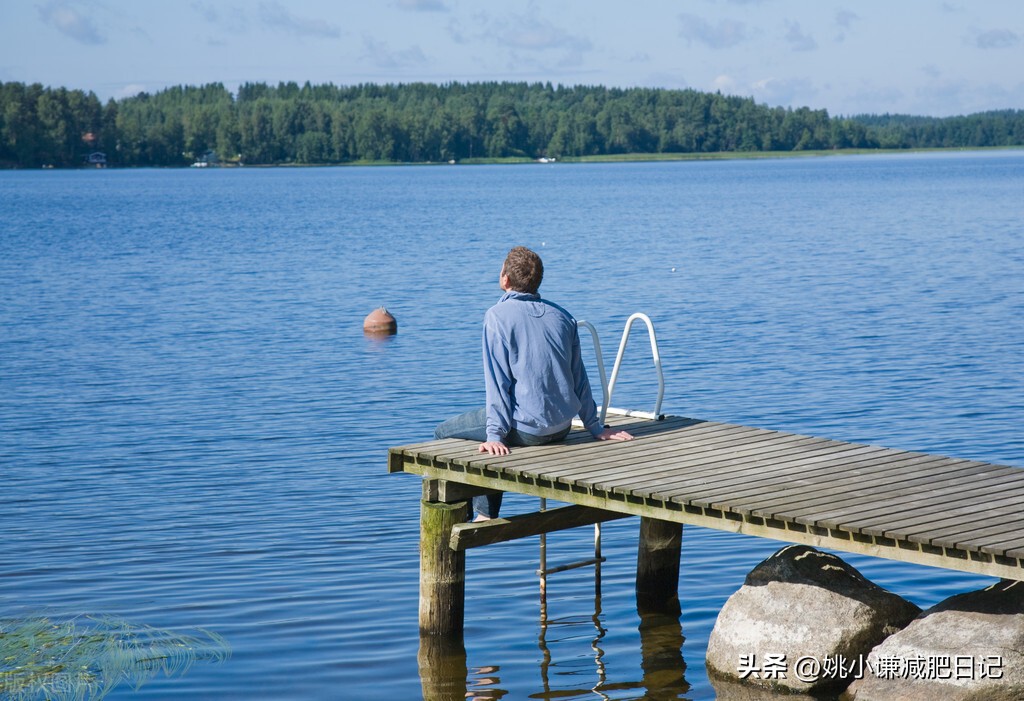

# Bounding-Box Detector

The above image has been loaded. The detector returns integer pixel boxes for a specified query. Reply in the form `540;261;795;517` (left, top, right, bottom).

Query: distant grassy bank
262;144;1015;167
523;145;1023;165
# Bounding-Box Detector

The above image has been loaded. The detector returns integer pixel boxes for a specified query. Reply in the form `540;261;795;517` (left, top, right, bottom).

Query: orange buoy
363;307;398;335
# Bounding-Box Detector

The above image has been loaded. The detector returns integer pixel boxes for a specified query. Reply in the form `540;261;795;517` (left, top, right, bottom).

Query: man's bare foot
473;514;493;522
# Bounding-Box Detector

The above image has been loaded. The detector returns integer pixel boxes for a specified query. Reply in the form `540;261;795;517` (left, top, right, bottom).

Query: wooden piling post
636;517;682;615
419;498;468;637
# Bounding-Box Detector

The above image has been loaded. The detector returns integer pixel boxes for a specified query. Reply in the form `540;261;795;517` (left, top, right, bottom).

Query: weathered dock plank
745;455;973;518
390;414;1024;585
797;464;1020;531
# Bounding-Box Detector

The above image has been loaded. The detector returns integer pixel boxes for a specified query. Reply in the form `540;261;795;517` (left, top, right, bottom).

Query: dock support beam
636;517;682;615
419;498;468;637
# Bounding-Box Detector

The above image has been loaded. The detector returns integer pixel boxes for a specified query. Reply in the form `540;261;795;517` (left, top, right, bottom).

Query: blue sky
2;0;1022;116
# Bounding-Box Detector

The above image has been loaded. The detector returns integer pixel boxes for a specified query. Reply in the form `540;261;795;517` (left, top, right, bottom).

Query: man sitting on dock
434;245;633;520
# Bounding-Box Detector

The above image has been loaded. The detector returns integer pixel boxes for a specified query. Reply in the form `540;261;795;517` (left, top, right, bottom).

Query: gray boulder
844;579;1024;701
707;544;920;695
709;675;824;701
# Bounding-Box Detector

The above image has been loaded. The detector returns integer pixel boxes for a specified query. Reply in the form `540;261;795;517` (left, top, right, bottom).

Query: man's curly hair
502;246;543;294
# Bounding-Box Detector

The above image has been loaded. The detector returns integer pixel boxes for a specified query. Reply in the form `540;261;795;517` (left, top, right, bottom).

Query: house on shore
191;150;219;167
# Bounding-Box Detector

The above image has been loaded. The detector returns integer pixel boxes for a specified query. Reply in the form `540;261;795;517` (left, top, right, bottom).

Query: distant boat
191;150;219;168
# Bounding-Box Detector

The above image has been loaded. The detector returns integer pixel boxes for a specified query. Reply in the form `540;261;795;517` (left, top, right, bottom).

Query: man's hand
479;441;510;456
596;427;633;442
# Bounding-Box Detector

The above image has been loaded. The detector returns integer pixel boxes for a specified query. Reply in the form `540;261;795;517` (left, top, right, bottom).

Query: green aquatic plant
0;614;230;700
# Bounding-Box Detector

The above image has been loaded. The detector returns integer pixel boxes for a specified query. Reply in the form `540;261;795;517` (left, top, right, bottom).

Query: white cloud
835;9;859;29
37;0;105;45
445;17;468;44
361;36;428;69
395;0;448;11
784;21;817;51
114;83;148;99
834;9;859;41
749;76;818;108
258;2;341;39
463;9;593;74
678;13;751;49
191;2;250;33
713;74;737;92
491;13;591;53
911;77;1024;116
974;28;1020;50
844;84;907;115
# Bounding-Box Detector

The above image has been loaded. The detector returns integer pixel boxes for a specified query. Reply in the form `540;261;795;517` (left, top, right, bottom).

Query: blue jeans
434;408;571;518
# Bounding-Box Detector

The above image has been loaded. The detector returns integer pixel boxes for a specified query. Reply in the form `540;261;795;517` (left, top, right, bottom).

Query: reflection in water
638;611;689;699
533;607;691;700
418;573;692;700
419;573;692;695
418;636;507;701
535;552;690;701
421;510;689;700
467;665;506;700
418;635;468;701
538;611;610;700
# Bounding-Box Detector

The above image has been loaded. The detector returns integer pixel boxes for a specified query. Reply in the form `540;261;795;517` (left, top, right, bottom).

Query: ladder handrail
606;312;665;420
576;320;609;424
578;313;664;423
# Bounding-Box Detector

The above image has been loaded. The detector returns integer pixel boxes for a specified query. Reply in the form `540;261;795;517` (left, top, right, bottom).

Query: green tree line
2;80;1023;168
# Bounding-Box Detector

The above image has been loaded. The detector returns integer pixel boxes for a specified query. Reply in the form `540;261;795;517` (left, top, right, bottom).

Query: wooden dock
389;414;1024;635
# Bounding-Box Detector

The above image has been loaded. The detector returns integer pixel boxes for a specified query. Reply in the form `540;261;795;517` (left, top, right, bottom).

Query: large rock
844;579;1024;701
708;675;824;701
707;545;920;695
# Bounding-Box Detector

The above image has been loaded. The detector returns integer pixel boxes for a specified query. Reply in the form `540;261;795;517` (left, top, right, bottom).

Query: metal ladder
579;312;665;424
538;313;665;619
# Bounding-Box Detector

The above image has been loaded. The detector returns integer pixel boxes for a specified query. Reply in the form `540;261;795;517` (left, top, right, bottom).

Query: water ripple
1;153;1021;700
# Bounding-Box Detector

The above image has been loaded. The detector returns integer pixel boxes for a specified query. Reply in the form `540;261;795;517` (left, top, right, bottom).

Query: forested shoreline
2;80;1023;168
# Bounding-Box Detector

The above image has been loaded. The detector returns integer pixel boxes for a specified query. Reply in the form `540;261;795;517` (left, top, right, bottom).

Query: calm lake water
2;151;1023;700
